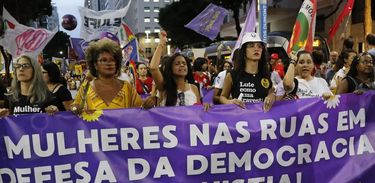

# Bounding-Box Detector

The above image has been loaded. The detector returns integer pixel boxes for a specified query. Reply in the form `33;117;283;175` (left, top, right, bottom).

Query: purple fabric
202;88;214;104
70;37;89;60
1;92;375;182
234;0;257;50
184;3;228;41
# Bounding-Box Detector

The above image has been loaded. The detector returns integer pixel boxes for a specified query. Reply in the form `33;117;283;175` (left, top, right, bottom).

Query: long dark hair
163;53;194;106
42;61;66;86
347;52;374;79
333;49;356;72
236;42;270;79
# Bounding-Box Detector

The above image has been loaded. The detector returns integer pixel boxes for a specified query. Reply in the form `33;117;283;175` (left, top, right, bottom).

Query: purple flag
185;3;229;41
234;0;257;50
69;38;89;60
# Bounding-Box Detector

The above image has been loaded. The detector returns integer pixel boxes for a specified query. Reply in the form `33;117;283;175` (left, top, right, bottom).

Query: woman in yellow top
71;38;153;113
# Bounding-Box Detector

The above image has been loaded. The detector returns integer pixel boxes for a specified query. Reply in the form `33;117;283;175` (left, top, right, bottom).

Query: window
145;39;151;43
164;0;170;2
154;7;159;13
144;17;150;22
154;0;159;2
154;38;160;43
154;28;160;33
144;7;150;12
154;18;159;23
145;27;151;34
144;0;150;2
145;48;152;54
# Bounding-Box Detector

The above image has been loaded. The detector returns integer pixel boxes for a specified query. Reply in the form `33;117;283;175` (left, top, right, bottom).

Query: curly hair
85;39;122;77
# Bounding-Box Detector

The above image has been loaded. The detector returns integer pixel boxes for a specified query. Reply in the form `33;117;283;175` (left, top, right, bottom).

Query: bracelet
290;59;297;66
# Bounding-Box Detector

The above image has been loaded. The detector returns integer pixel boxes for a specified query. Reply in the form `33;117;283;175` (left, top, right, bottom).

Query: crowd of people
0;31;374;118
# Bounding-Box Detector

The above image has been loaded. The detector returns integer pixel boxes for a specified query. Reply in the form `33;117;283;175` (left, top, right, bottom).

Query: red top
273;63;285;78
136;77;154;95
193;72;210;88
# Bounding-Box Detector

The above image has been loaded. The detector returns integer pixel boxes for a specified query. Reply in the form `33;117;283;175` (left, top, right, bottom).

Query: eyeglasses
177;92;185;106
359;60;374;65
13;63;32;70
98;59;116;65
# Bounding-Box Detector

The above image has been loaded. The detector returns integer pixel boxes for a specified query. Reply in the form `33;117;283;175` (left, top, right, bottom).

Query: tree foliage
159;0;249;48
43;31;70;59
211;0;248;36
159;0;212;48
0;0;52;25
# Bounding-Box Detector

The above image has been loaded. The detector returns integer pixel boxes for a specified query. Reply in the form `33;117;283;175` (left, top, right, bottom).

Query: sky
52;0;85;38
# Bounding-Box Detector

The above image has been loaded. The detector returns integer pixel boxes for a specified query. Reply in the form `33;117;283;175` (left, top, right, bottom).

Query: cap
240;32;265;48
270;53;279;59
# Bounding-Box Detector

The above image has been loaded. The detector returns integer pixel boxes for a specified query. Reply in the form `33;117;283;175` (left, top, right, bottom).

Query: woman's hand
203;103;212;112
142;96;158;109
289;52;297;62
263;94;276;112
0;108;9;118
322;92;334;100
230;99;245;109
45;105;59;115
159;30;167;47
70;104;83;116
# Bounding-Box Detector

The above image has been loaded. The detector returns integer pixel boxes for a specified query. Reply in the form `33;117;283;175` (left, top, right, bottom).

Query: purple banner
1;92;375;182
185;3;229;41
70;37;89;60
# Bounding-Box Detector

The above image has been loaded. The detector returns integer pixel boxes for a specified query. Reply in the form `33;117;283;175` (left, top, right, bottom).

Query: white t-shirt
330;67;346;88
214;70;227;89
293;77;332;99
118;72;131;82
271;71;282;88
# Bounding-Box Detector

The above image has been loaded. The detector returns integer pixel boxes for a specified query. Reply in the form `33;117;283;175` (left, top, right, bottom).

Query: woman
219;32;275;111
149;31;200;106
71;39;154;114
330;49;357;93
42;61;73;111
337;52;375;94
283;51;332;99
135;63;155;95
0;55;58;117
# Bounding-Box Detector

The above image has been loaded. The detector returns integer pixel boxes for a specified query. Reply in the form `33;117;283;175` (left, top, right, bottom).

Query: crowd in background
0;31;374;118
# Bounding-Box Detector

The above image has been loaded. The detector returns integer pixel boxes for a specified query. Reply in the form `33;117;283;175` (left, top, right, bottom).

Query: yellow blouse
74;80;142;110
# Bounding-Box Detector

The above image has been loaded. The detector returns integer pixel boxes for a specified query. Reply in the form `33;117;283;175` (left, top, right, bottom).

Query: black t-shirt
345;76;373;93
231;70;272;103
52;85;73;111
10;93;58;115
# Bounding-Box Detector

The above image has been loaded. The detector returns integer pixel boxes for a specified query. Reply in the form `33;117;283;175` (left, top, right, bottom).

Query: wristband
290;59;297;66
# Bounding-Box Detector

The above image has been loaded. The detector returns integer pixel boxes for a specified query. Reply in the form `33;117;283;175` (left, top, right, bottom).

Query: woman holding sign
70;38;155;114
219;32;275;112
0;55;59;117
